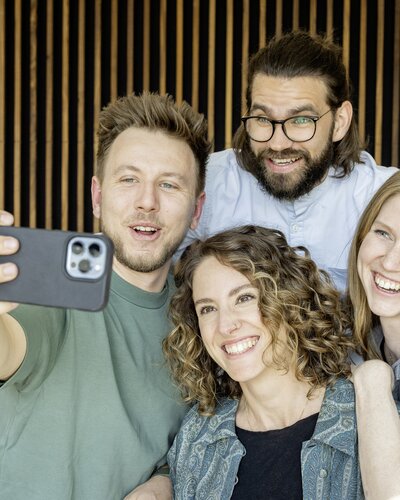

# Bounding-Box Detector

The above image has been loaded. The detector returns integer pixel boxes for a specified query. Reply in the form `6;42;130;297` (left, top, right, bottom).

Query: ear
190;191;206;230
332;100;353;142
91;176;102;219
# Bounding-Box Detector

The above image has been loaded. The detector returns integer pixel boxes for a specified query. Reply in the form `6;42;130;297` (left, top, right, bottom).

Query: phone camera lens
78;259;91;273
72;241;84;255
89;243;101;257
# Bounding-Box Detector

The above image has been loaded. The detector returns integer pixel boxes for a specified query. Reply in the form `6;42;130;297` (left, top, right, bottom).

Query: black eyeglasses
241;109;332;143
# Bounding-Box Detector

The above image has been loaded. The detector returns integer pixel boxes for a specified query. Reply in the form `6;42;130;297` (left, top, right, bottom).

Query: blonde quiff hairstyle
164;225;354;415
96;92;211;194
347;170;400;359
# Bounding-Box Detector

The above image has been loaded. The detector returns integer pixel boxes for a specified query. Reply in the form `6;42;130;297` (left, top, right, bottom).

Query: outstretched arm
353;360;400;499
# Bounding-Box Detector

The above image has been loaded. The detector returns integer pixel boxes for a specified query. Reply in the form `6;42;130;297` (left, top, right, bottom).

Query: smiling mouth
270;157;301;166
374;272;400;293
223;337;259;355
132;225;158;236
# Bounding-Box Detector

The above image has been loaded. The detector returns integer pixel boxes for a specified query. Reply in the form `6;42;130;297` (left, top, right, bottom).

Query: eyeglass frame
241;108;332;143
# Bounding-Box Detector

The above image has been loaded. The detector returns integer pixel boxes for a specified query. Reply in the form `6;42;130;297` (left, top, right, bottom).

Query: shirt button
319;469;328;478
291;224;299;232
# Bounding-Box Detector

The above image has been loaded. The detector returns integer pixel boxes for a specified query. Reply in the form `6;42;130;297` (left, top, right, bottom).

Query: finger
0;211;14;227
0;262;18;283
0;302;19;315
0;236;19;255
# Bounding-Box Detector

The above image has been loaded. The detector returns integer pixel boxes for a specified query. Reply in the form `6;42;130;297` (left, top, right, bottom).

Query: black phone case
0;227;114;311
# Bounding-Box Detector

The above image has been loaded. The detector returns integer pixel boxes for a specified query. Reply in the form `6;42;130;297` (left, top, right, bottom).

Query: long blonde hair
347;170;400;358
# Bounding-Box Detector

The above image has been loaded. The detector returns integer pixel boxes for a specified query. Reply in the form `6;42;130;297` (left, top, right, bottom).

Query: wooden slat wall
1;0;399;231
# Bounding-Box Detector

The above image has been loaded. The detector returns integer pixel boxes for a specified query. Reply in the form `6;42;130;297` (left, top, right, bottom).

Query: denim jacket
168;378;364;499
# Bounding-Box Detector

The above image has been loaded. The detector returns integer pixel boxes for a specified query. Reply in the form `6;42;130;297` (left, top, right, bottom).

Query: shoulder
349;152;398;188
206;149;255;184
173;398;238;448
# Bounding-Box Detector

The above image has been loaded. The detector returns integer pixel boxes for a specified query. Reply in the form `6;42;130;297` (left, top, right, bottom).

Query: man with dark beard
0;93;210;500
179;31;397;291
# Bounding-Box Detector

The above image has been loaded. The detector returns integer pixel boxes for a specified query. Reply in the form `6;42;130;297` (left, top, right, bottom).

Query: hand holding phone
0;220;114;311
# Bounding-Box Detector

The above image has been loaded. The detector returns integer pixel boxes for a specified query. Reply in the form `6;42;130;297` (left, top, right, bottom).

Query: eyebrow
114;164;187;182
194;284;256;306
372;219;393;231
249;103;320;117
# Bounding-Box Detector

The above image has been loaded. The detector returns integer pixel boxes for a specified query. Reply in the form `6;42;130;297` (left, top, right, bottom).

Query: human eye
373;228;392;240
120;176;137;184
160;181;178;190
254;116;271;126
198;304;216;315
236;293;256;304
289;116;314;127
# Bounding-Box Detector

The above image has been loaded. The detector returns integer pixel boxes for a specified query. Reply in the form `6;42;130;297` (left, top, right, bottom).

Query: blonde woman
164;225;362;499
348;170;400;499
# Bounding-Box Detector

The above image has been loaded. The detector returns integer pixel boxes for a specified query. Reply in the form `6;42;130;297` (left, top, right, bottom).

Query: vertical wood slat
224;0;233;148
126;0;134;95
77;0;85;232
0;0;5;210
275;0;282;37
13;0;21;226
110;0;118;101
159;0;167;95
142;0;150;91
292;0;299;31
326;0;334;39
92;0;101;233
207;0;216;146
61;0;69;230
45;0;53;229
175;0;183;103
30;0;37;228
191;0;199;110
259;0;266;48
309;0;317;35
374;0;385;164
241;0;249;116
342;0;350;74
358;0;367;144
391;0;400;166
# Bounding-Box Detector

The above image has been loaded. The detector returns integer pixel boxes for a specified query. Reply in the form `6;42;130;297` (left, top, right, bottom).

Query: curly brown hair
163;225;354;415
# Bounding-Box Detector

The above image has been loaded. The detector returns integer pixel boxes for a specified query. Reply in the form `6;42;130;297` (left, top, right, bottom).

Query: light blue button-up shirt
180;149;397;291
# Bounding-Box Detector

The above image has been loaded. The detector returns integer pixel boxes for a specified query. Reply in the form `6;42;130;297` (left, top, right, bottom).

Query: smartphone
0;227;114;311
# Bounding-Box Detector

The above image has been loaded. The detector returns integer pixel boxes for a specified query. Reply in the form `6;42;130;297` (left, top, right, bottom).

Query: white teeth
225;339;257;355
272;158;299;165
134;226;157;232
375;274;400;291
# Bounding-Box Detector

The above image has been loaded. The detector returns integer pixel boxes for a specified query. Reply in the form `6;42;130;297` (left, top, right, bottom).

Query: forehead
104;127;197;179
250;74;329;115
192;256;251;297
375;194;400;223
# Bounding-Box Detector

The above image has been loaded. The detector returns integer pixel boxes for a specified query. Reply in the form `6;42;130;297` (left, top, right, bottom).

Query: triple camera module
66;236;109;280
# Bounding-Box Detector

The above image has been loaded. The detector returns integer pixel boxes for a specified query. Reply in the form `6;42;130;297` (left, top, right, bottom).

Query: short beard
100;220;187;274
245;131;335;201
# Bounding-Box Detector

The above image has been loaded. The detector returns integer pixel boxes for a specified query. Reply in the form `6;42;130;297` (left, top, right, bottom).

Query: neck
112;257;170;293
237;369;324;431
380;317;400;361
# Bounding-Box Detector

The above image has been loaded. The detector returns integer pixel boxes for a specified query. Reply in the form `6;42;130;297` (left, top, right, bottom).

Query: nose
134;183;160;213
265;123;294;152
218;310;241;336
381;243;400;272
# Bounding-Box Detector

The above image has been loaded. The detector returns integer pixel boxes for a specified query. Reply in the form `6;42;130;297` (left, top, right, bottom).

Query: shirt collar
307;378;357;457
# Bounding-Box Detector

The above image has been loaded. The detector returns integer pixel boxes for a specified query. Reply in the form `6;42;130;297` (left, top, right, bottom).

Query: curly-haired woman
164;225;363;500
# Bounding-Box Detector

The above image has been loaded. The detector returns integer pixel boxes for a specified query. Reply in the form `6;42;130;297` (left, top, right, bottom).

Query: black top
231;413;318;500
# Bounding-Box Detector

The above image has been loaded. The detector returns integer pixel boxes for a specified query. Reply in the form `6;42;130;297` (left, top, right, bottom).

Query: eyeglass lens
245;116;317;142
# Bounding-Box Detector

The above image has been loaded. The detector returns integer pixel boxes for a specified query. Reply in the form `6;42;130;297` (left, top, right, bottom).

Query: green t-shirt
0;271;186;500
